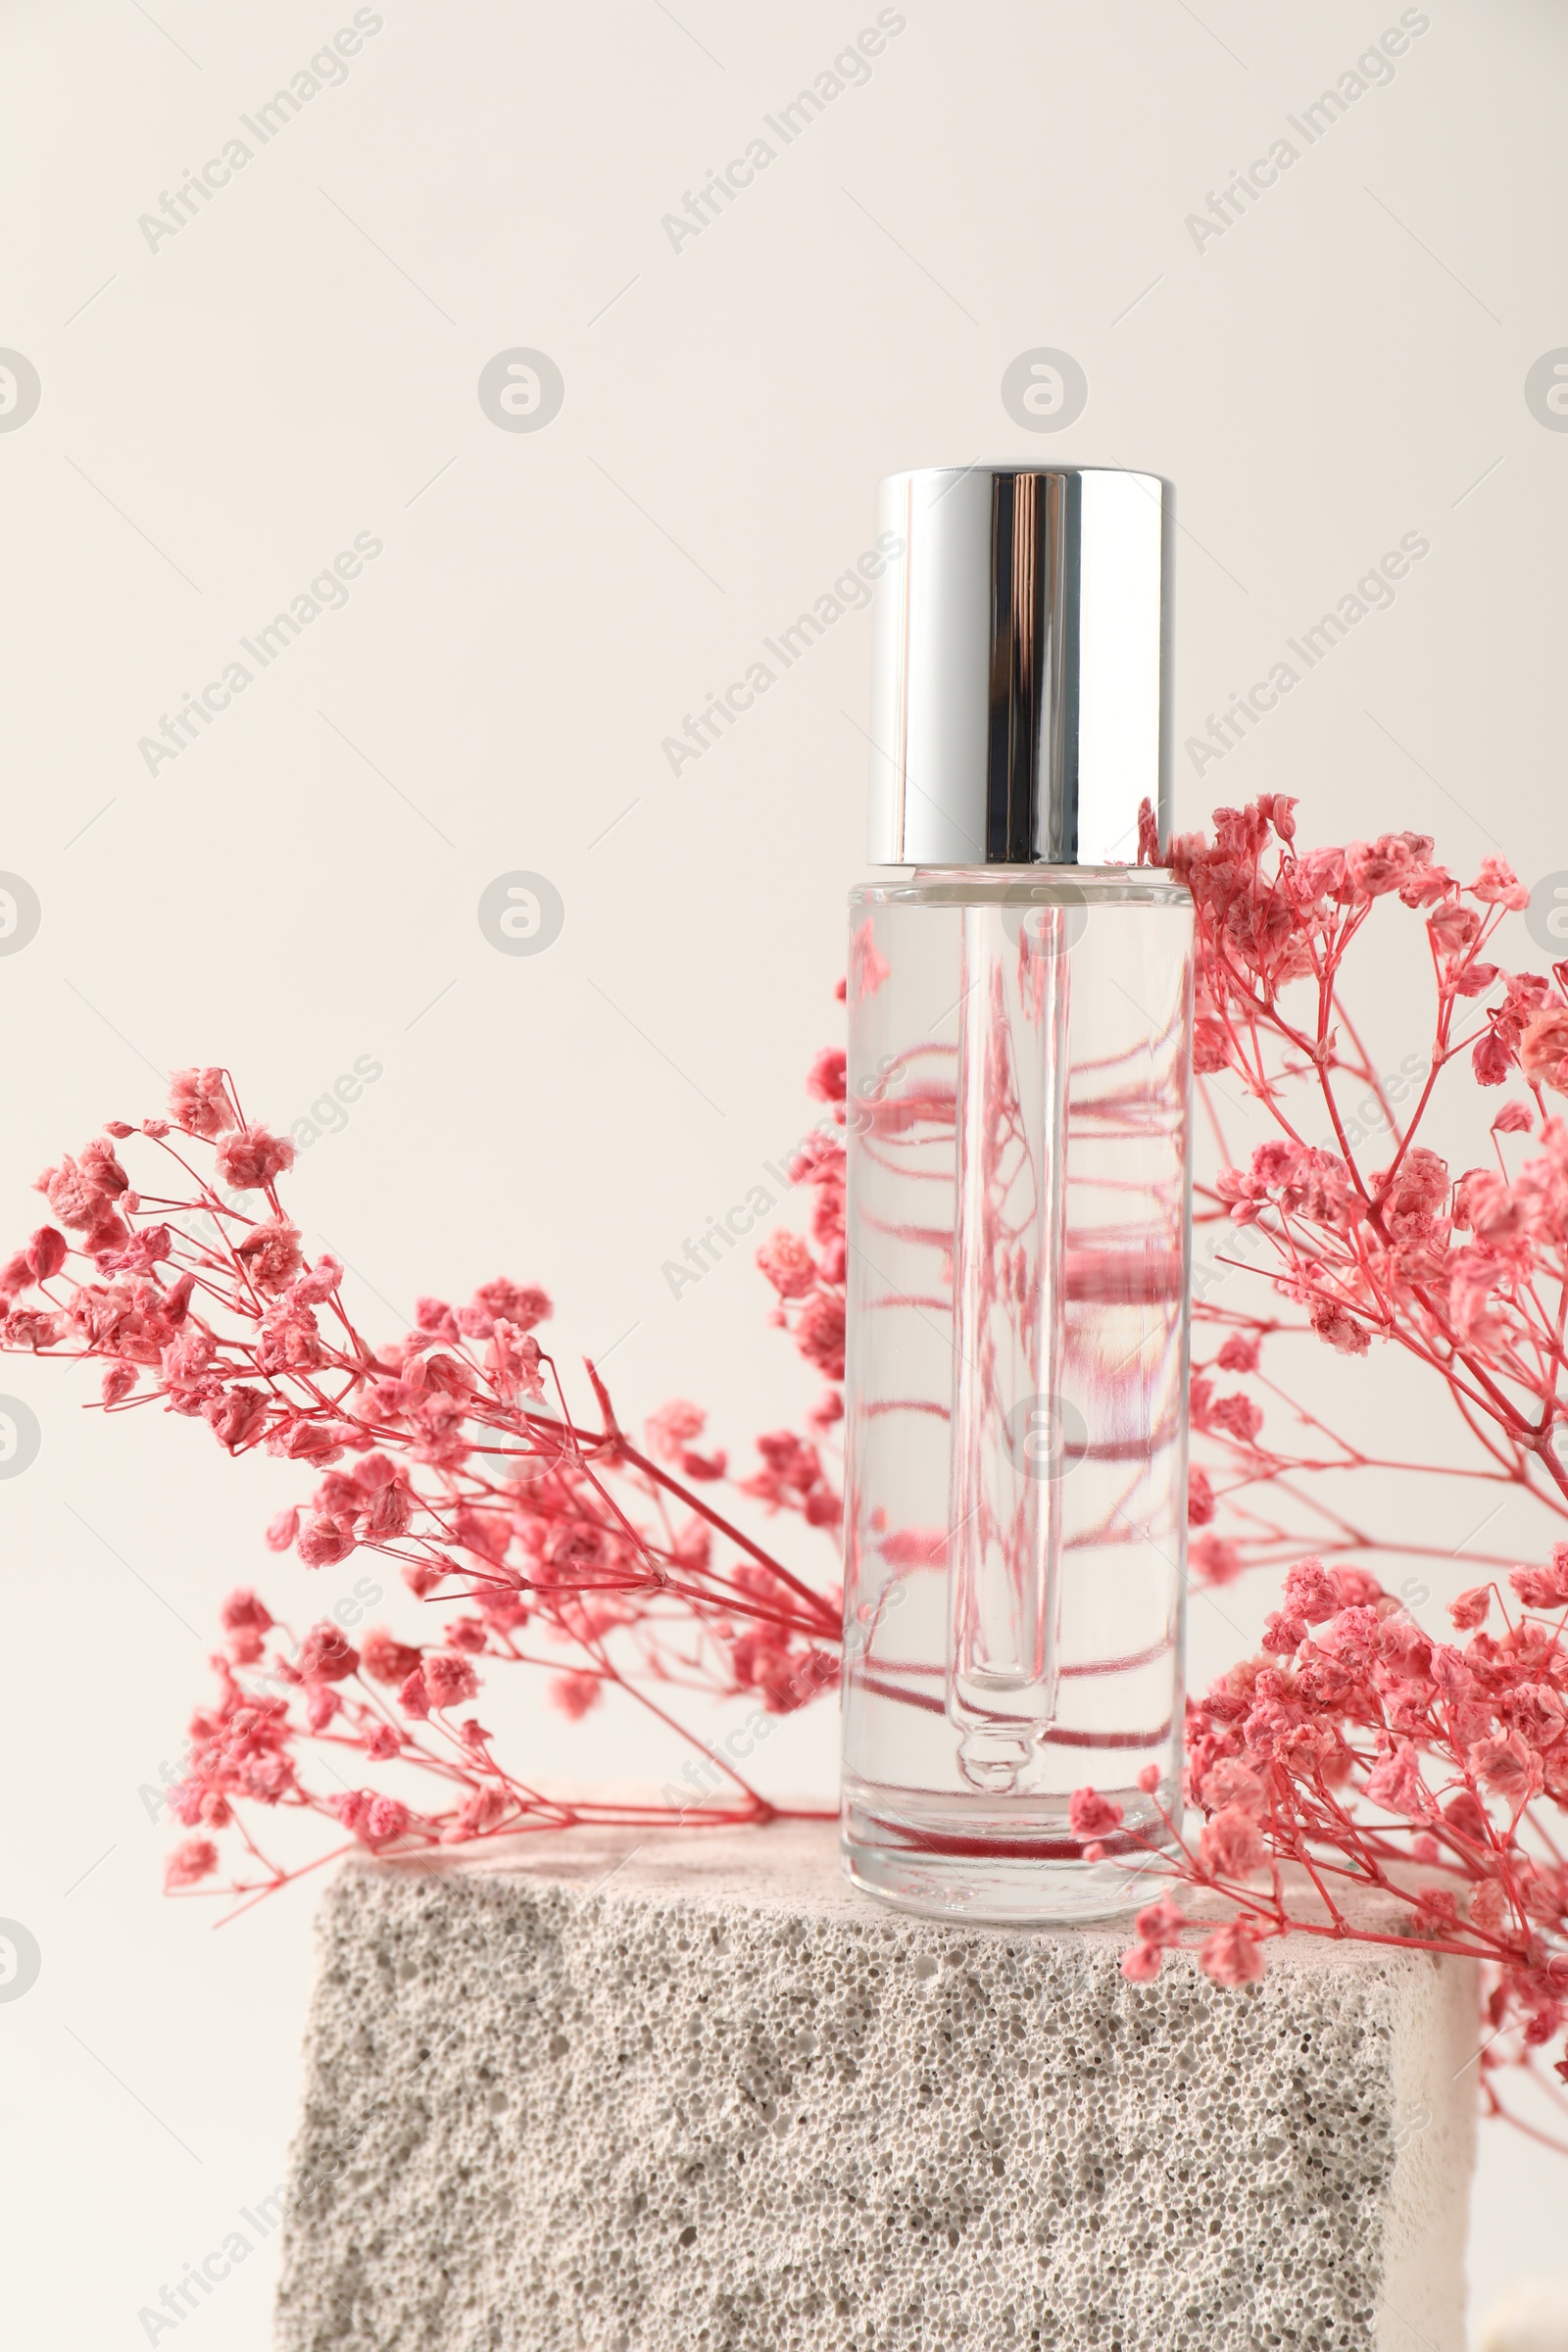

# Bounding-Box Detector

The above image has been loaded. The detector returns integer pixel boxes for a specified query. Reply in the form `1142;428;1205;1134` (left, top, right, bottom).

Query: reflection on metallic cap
868;466;1173;867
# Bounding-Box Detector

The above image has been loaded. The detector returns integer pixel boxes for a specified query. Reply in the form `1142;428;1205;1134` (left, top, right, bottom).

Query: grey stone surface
275;1821;1475;2351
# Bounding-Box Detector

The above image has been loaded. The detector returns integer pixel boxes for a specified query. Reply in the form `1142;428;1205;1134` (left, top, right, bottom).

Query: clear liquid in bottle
840;865;1194;1924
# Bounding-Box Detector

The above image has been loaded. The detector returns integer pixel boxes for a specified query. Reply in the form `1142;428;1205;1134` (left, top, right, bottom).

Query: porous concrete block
275;1822;1475;2351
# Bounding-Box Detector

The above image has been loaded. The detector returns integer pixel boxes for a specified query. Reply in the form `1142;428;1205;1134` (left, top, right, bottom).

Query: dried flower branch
1169;796;1566;1590
1105;795;1568;2148
0;1064;846;1908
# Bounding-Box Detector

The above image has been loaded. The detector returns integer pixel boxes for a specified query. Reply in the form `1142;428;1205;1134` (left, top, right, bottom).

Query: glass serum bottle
840;466;1194;1925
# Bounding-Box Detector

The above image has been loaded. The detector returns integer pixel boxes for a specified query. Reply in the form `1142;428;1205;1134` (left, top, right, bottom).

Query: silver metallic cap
869;465;1174;866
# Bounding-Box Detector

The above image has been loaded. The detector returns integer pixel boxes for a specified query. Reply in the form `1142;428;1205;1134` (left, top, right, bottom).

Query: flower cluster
1;1062;842;1904
1089;1550;1568;2143
753;1034;849;1400
1104;795;1568;2145
1159;797;1568;1594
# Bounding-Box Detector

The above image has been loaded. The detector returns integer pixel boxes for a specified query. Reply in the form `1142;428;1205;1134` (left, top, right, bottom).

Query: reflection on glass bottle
840;466;1194;1924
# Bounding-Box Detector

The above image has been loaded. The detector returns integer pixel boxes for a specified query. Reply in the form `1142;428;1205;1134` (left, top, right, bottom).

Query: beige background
1;1;1565;2340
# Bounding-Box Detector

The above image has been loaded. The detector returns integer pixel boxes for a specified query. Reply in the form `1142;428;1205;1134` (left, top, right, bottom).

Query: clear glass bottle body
841;866;1195;1924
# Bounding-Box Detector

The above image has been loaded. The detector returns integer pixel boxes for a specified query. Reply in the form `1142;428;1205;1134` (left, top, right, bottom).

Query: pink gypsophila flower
459;1279;552;1337
1198;1918;1265;1988
234;1220;304;1296
1190;1535;1245;1588
360;1628;423;1686
1200;1805;1266;1877
1375;1146;1449;1236
549;1672;603;1720
164;1838;219;1889
363;1482;414;1540
37;1156;111;1232
1520;1009;1568;1097
486;1318;544;1399
755;1231;817;1300
1205;1392;1264;1444
422;1652;480;1709
1511;1547;1568;1610
1200;1760;1267;1817
220;1588;273;1636
289;1253;344;1306
3;1306;65;1348
1470;1732;1544;1807
27;1226;68;1281
1284;1556;1340;1625
255;1303;324;1375
307;1685;341;1733
1068;1788;1124;1838
807;1049;847;1103
1346;834;1420;900
795;1293;846;1379
297;1514;356;1569
1474;1026;1513;1087
1121;1940;1164;1983
1261;1609;1307;1654
1310;1300;1371;1355
440;1787;508;1844
1120;1894;1185;1979
1135;1898;1187;1948
214;1124;295;1192
1469;857;1530;909
645;1399;707;1462
161;1328;216;1392
294;1624;360;1683
1364;1742;1428;1815
168;1068;234;1139
79;1138;128;1197
202;1386;269;1451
